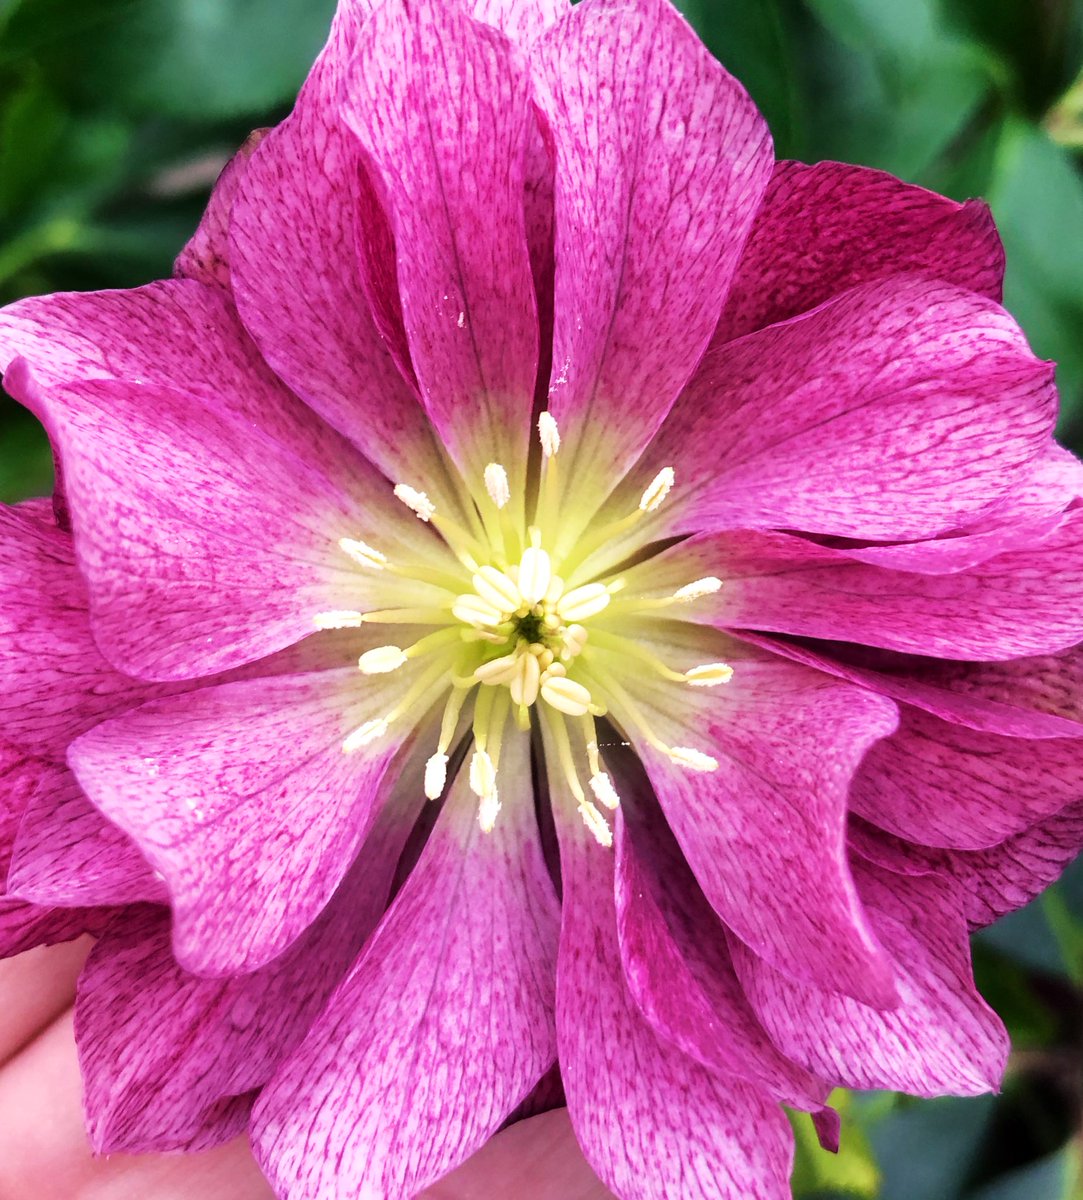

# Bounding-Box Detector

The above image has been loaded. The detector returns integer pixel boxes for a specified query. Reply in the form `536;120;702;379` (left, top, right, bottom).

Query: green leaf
791;1091;880;1199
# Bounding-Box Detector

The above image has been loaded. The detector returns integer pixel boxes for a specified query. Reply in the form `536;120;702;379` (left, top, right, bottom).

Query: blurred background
0;0;1081;1196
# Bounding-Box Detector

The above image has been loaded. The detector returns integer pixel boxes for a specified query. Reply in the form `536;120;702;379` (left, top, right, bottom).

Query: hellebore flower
3;0;1083;1197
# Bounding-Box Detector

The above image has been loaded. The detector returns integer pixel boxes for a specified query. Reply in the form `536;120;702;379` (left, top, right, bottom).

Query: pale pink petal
629;278;1056;543
533;0;772;510
68;669;419;975
342;0;539;488
614;806;828;1108
663;520;1083;661
554;794;793;1200
227;3;451;496
473;0;566;43
8;769;164;908
252;733;560;1200
716;160;1004;343
602;653;900;1005
0;283;444;680
852;708;1083;850
174;130;268;289
0;505;175;753
731;862;1009;1097
75;785;418;1155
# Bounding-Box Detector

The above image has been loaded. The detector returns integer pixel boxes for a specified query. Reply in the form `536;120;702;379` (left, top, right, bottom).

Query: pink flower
2;0;1083;1196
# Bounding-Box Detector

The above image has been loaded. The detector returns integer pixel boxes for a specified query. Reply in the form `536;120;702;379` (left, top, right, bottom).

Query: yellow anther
478;788;502;833
538;411;561;457
313;610;365;630
540;673;593;717
556;583;611;623
452;594;505;628
509;650;541;707
474;651;522;686
518;545;552;606
358;646;408;674
424;753;449;800
668;746;719;772
469;749;497;798
674;577;723;601
471;565;521;613
684;663;734;687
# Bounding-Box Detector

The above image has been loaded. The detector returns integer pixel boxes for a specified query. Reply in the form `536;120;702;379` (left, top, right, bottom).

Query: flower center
313;413;733;844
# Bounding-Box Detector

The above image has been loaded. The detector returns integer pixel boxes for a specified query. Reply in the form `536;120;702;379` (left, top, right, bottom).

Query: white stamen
483;463;511;510
469;749;497;799
562;623;589;660
668;746;719;772
639;467;675;512
394;484;436;522
478;787;502;833
518;546;553;606
509;650;541;707
452;594;506;628
540;673;593;717
343;718;389;753
556;583;611;623
338;538;387;569
685;663;734;687
578;800;614;848
471;566;521;614
358;646;408;674
589;771;621;811
474;652;522;686
313;610;365;630
673;576;723;602
424;752;449;800
538;411;560;457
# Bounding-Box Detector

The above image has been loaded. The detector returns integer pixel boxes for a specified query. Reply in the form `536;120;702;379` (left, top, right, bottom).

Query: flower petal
8;768;164;908
626;277;1056;544
227;3;450;496
614;802;828;1109
716;160;1004;343
342;0;539;489
533;0;772;511
472;0;566;43
0;283;444;680
174;130;267;290
68;668;419;975
731;862;1009;1097
75;782;418;1155
252;732;559;1200
593;642;900;1006
851;707;1083;850
553;791;794;1200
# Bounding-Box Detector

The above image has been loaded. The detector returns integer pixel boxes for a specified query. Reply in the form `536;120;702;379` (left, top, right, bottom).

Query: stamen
589;771;621;811
483;463;511;509
469;749;497;799
540;672;593;717
424;753;449;800
338;538;387;569
556;583;611;623
393;484;437;522
342;718;389;753
668;746;719;772
478;788;502;833
639;467;675;512
538;411;560;457
313;610;365;630
684;663;734;687
358;646;408;674
578;800;614;848
452;594;506;627
471;566;521;613
474;651;522;686
561;623;589;661
518;544;552;606
673;577;723;601
509;649;541;707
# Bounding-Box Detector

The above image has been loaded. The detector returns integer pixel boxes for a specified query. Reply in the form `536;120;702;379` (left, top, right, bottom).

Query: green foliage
1;0;1082;1195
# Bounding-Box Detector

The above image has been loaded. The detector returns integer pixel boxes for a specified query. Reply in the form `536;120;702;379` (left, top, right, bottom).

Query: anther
589;771;621;811
538;411;560;457
518;545;552;606
578;800;614;848
668;746;719;772
469;749;497;799
358;646;408;674
478;788;502;833
673;577;723;601
393;484;437;522
471;566;521;613
474;651;522;686
424;753;449;800
338;538;387;569
452;594;505;627
313;610;365;630
343;718;389;753
509;651;541;707
639;467;675;512
556;583;611;623
684;663;734;687
483;463;511;510
540;673;593;717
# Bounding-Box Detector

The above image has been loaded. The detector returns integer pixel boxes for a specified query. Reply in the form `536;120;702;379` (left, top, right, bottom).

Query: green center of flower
312;412;733;844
